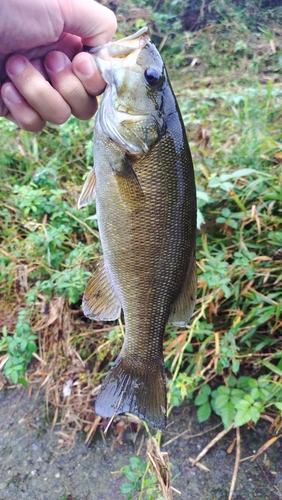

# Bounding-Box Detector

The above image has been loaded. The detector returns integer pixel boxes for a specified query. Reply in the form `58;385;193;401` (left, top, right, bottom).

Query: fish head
91;28;172;154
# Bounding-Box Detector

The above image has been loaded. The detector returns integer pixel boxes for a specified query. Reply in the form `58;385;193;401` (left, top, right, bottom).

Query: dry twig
189;422;234;466
147;437;176;499
163;422;222;447
228;427;241;500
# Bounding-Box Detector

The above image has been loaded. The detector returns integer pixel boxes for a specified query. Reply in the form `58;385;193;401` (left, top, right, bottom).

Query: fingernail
45;51;67;73
75;57;95;77
3;84;22;104
6;56;26;77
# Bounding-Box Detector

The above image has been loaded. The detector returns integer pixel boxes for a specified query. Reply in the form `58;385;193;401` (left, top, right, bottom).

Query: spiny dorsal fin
78;169;96;208
168;258;197;326
83;260;121;321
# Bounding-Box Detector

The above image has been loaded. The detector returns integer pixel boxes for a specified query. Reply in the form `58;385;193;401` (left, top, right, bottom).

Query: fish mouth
86;28;150;83
115;97;151;117
113;27;149;42
85;27;150;58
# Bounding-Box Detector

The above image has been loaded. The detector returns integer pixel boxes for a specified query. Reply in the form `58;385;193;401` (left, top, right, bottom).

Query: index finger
60;0;117;46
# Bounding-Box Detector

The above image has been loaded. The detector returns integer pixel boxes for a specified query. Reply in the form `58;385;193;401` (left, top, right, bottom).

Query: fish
78;28;197;430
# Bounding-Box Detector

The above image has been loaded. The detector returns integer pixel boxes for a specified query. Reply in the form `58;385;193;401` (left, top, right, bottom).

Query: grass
0;1;282;498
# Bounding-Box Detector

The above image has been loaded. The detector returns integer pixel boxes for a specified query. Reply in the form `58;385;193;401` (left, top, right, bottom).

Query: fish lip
115;27;149;42
84;27;150;55
116;107;151;117
83;27;150;59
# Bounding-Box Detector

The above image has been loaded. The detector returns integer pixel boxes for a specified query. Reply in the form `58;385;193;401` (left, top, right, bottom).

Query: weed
194;374;282;429
1;311;37;385
119;456;159;499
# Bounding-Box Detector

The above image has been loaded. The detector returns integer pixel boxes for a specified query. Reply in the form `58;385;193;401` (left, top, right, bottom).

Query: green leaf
27;341;37;354
20;339;28;352
216;217;227;224
221;401;236;428
197;402;211;423
227;219;238;229
234;400;252;427
247;378;257;388
252;306;276;327
220;168;257;181
197;190;210;202
243;394;254;404
227;375;237;387
250;387;269;401
237;376;252;390
202;384;211;395
120;482;133;494
10;370;19;384
214;394;230;410
250;405;262;424
221;207;231;218
129;457;141;470
19;377;28;387
261;361;282;377
230;390;244;406
124;470;137;483
232;360;240;373
194;392;209;406
217;386;230;395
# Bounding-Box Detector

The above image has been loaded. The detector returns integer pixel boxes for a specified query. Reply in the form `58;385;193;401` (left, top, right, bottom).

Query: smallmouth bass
79;28;197;429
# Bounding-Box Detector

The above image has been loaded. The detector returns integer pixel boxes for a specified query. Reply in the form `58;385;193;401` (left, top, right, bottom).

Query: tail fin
95;355;167;430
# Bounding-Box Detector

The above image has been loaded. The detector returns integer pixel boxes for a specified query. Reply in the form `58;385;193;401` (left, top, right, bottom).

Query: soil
0;387;282;500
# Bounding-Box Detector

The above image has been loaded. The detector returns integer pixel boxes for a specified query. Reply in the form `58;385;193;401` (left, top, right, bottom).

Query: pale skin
0;0;117;131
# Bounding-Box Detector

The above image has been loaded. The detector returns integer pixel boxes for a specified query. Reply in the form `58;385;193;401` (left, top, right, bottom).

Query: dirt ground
0;386;282;500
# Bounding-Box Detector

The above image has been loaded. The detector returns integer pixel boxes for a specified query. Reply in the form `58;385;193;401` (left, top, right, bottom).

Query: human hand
0;0;116;131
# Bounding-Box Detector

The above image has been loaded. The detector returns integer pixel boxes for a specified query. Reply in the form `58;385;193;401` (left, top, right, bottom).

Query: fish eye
144;67;161;87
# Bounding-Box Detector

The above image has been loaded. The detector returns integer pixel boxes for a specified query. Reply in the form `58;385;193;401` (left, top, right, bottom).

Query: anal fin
78;169;96;208
83;260;121;321
168;258;197;326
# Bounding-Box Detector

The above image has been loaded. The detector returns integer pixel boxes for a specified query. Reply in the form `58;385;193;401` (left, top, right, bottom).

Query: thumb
59;0;117;46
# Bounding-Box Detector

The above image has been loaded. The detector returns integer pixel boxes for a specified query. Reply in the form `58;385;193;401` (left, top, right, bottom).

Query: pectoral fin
83;260;121;321
111;154;145;209
78;169;96;208
168;259;197;326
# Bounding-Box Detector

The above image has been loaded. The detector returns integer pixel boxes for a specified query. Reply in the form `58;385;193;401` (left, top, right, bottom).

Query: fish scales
79;28;197;429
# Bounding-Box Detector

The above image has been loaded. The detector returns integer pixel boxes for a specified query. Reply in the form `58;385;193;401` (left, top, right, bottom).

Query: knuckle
60;80;81;101
24;84;71;125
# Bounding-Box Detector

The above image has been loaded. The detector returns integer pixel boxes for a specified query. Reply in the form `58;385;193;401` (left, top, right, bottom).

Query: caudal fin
95;355;166;430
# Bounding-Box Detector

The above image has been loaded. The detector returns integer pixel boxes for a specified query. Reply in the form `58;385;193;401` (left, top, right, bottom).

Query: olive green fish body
79;29;197;429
